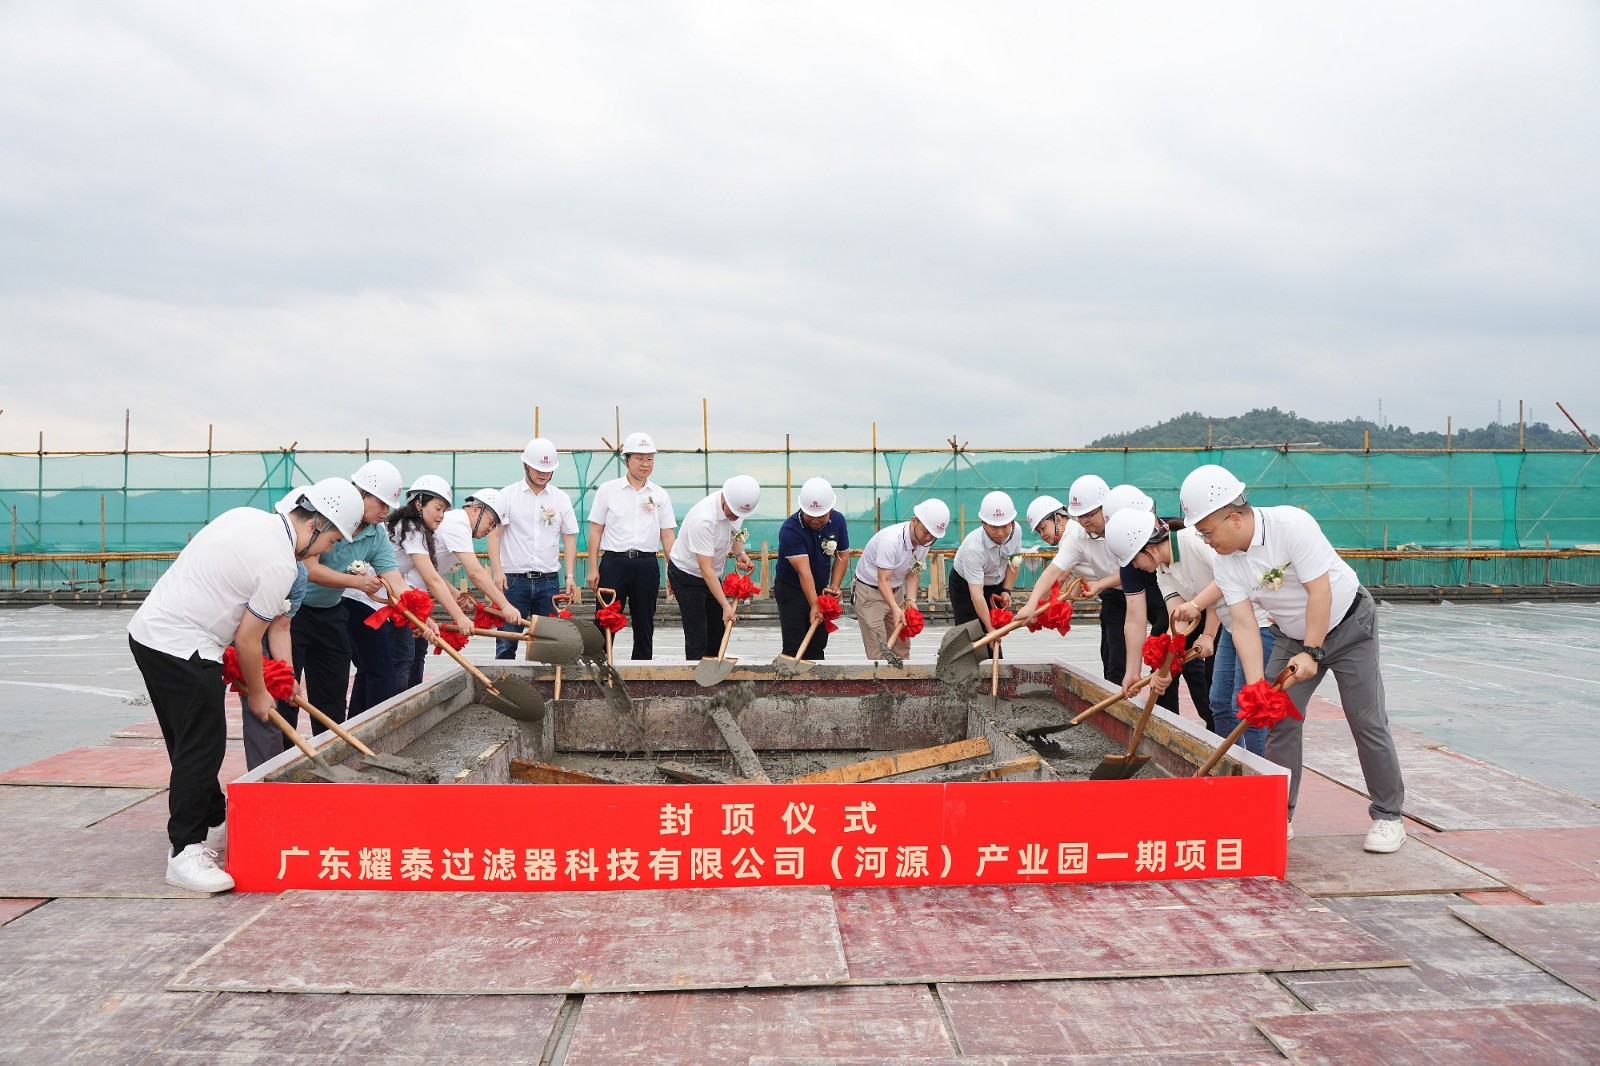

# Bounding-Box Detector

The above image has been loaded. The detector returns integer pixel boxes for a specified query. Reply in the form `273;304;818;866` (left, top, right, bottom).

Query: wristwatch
1304;645;1325;664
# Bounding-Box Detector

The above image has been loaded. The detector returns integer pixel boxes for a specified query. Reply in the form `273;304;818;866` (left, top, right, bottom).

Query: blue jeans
496;573;558;659
389;625;429;693
1209;626;1276;756
345;600;399;715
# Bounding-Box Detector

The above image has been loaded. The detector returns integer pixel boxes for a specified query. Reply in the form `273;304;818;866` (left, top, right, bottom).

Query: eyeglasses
1195;513;1232;543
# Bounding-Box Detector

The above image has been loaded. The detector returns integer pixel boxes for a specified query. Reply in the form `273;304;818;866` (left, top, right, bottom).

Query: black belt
856;580;877;590
604;550;654;559
506;570;557;579
1334;588;1368;629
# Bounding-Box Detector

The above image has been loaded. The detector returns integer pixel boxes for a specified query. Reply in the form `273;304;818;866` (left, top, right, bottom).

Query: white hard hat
1104;508;1161;567
722;474;761;516
797;477;836;518
464;488;508;523
1026;495;1065;532
1067;475;1110;517
979;490;1017;527
1102;484;1154;520
1180;464;1248;524
405;474;453;508
350;460;403;508
521;438;559;473
286;477;364;541
912;498;951;538
274;486;310;517
622;431;657;456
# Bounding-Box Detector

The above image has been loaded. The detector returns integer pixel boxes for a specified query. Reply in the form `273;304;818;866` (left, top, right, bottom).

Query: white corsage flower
641;495;657;514
540;506;557;526
345;559;372;576
821;536;838;557
732;527;750;546
281;600;293;614
1258;562;1292;591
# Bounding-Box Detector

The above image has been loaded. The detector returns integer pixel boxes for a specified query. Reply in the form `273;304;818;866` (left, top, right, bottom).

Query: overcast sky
2;2;1597;455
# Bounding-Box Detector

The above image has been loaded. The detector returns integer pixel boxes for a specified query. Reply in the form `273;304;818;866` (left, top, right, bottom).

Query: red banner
227;776;1286;891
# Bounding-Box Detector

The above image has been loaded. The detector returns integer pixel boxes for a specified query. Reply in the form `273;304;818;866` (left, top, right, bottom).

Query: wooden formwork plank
1254;1003;1600;1065
939;974;1301;1059
1424;827;1600;904
563;986;953;1066
1289;771;1381;837
0;991;216;1064
508;759;607;784
0;821;219;898
752;1057;1283;1066
0;895;274;995
945;754;1040;782
1449;902;1600;1001
789;738;991;784
1275;894;1588;1011
833;879;1406;984
0;783;160;827
0;745;250;789
152;990;566;1062
1286;834;1501;897
171;887;849;994
0;898;48;926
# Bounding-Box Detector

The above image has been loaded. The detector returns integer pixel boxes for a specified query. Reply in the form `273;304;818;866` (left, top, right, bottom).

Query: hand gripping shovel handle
714;598;740;662
384;592;504;698
266;706;323;761
1121;616;1199;755
1194;666;1296;777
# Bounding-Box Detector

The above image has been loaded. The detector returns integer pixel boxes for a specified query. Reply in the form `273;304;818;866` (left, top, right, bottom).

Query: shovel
382;591;546;724
1193;666;1295;777
291;695;436;782
694;598;742;687
464;606;586;665
596;587;623;666
880;619;909;668
265;706;365;783
773;618;821;676
934;615;1031;684
1018;648;1203;753
1088;618;1196;781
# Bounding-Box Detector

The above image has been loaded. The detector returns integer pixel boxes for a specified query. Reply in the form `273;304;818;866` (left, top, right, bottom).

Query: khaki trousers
853;582;910;661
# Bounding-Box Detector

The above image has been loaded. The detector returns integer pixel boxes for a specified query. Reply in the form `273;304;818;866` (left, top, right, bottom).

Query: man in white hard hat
1026;494;1069;547
1099;485;1192;719
488;438;581;660
1174;464;1407;853
774;477;851;661
666;476;761;660
1016;474;1127;683
852;499;949;662
950;490;1023;635
128;477;359;893
587;432;677;660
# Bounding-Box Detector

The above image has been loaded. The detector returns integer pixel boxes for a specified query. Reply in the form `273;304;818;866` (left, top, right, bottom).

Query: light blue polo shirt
301;523;399;609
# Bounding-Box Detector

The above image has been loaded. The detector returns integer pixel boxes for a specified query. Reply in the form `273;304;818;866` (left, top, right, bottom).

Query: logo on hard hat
990;508;1005;519
1069;495;1080;507
808;499;820;508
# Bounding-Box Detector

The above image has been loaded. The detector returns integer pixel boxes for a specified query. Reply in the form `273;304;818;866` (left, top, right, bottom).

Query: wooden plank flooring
1286;834;1500;896
1423;827;1600;904
1450;902;1600;1000
0;745;250;788
1255;1002;1600;1064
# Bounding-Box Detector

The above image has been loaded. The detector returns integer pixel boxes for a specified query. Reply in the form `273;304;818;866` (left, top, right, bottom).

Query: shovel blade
568;617;607;660
308;756;367;784
772;654;814;677
359;754;439;783
694;656;737;687
934;621;986;684
521;618;586;665
1088;753;1152;781
483;673;549;725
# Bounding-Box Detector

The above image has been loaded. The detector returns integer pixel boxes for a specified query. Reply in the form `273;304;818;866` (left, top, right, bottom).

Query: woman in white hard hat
666;475;760;660
128;477;358;893
488;438;581;660
1097;485;1193;719
950;491;1023;635
774;477;851;661
586;432;677;661
1016;474;1126;683
1173;464;1407;853
852;499;949;662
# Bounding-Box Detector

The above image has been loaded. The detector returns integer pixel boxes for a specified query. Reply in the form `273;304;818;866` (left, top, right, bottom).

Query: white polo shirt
1050;521;1120;583
952;524;1021;585
1212;506;1359;642
668;492;741;576
128;507;297;661
588;477;675;552
853;522;929;589
1154;527;1269;632
396;509;477;590
497;479;578;573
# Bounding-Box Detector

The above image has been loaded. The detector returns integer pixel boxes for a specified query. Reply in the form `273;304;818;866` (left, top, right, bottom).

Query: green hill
1087;408;1588;450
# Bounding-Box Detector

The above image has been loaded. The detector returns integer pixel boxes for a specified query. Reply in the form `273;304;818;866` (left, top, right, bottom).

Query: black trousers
1098;589;1181;712
129;637;227;852
598;552;660;660
281;603;351;736
774;579;831;660
667;563;725;660
345;600;399;715
949;569;1006;659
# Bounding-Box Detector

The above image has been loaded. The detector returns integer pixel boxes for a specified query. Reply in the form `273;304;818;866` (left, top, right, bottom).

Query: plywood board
1289;771;1381;837
1303;739;1600;831
0;783;160;826
752;1057;1282;1066
940;974;1300;1058
563;986;953;1066
0;895;273;995
0;991;215;1064
1255;1002;1600;1065
0;821;224;898
172;887;849;994
1286;834;1501;896
1450;903;1600;1000
788;738;990;784
153;990;566;1061
115;707;252;741
1457;889;1539;906
834;879;1406;983
1276;894;1588;1011
0;898;47;925
1424;827;1600;904
0;745;250;788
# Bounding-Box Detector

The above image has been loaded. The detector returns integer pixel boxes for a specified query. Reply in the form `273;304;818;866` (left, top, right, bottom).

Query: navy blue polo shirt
775;510;850;590
1119;561;1160;602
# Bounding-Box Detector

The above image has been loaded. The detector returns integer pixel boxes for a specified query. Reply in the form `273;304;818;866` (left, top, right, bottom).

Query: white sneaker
167;843;235;893
1286;822;1295;841
1363;819;1407;854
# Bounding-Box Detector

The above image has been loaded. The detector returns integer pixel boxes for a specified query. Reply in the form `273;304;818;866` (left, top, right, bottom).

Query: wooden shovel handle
971;616;1030;649
714;600;739;662
1192;667;1296;777
443;624;534;642
885;620;905;648
1068;647;1202;727
793;618;821;661
293;695;376;757
383;593;502;696
266;706;322;761
597;587;618;609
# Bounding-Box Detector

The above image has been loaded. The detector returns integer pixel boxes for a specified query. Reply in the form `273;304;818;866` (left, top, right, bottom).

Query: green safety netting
3;447;1597;589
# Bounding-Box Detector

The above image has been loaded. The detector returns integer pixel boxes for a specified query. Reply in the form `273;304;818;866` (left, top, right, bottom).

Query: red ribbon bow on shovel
816;593;843;633
221;646;297;701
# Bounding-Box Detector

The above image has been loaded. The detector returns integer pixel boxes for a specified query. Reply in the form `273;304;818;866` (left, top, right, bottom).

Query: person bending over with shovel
950;491;1022;637
128;477;360;893
665;475;761;660
1015;475;1123;680
852;499;949;663
1174;464;1407;853
774;477;850;662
